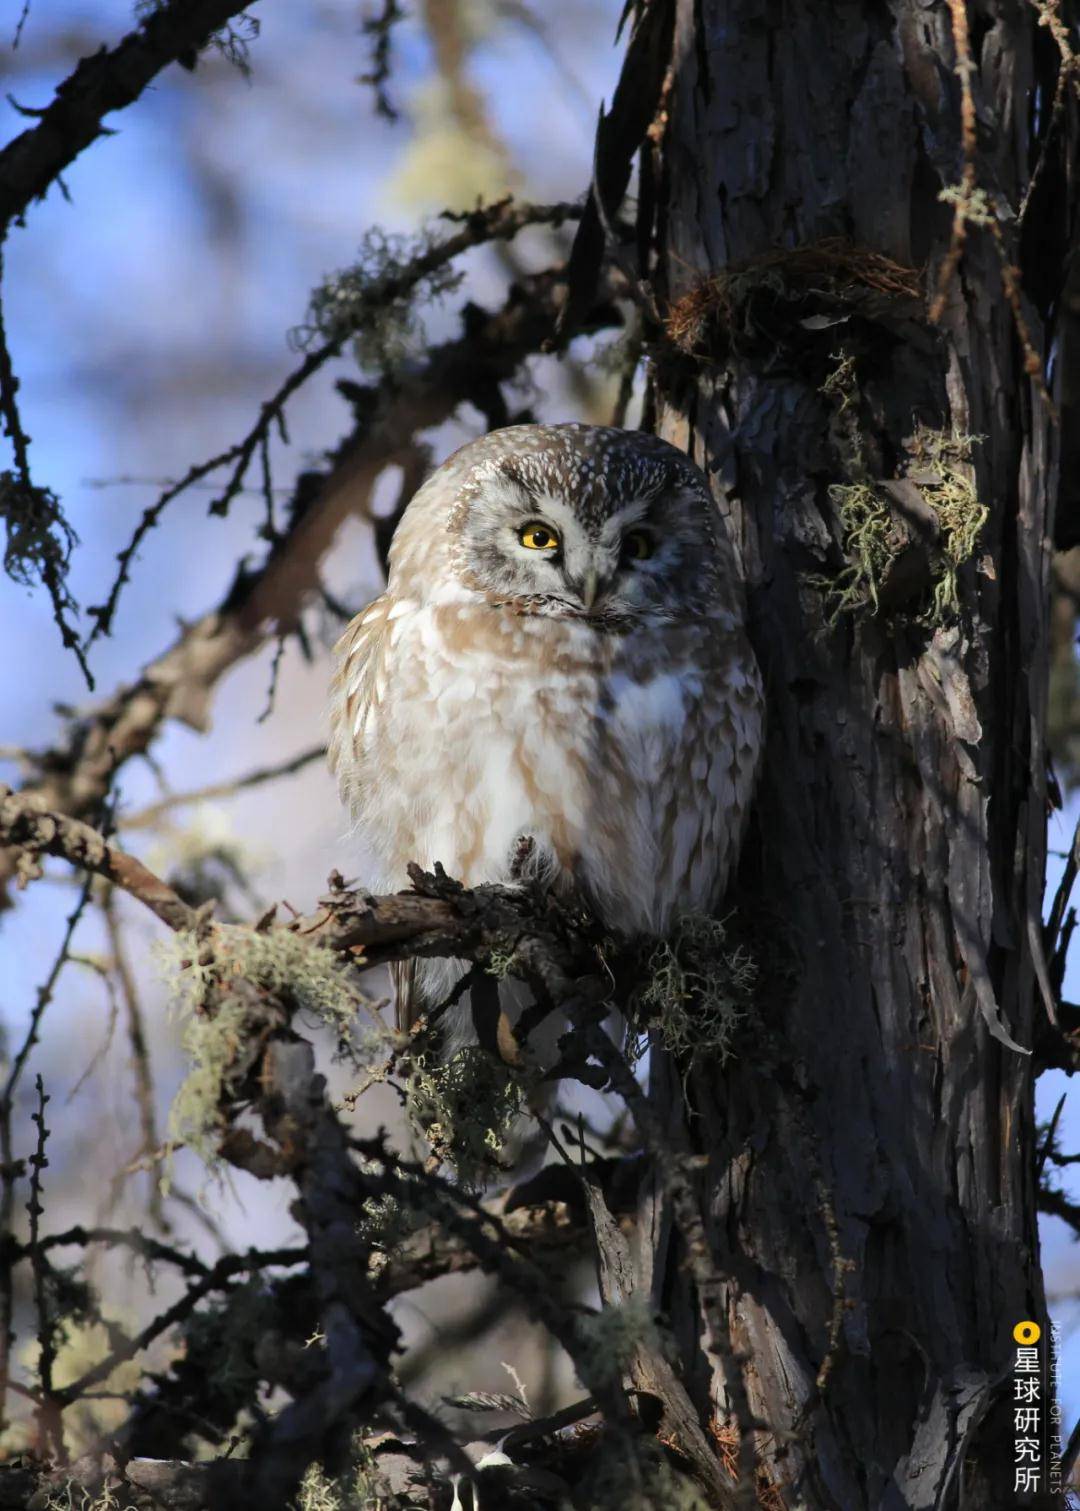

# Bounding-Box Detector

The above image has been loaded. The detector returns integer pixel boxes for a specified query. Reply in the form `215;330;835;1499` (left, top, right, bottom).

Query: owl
328;423;763;1032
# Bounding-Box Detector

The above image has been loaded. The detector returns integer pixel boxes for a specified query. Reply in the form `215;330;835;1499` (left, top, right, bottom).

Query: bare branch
0;875;92;1436
359;0;407;120
0;0;264;233
53;1247;307;1408
0;785;196;931
103;888;164;1224
0;249;91;688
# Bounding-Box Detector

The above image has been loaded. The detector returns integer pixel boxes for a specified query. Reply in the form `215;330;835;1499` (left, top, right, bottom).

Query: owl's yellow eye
623;529;655;561
519;522;560;551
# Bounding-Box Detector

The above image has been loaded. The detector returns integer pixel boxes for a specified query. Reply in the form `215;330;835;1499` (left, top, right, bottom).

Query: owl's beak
579;568;600;612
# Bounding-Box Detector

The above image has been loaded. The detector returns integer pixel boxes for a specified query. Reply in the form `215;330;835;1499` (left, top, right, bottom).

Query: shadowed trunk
635;2;1071;1505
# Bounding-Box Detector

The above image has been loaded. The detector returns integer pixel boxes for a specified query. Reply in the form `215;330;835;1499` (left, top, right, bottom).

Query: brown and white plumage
328;423;763;1030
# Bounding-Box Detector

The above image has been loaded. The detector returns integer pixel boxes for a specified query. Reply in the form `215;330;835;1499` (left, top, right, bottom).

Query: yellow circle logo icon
1013;1321;1041;1345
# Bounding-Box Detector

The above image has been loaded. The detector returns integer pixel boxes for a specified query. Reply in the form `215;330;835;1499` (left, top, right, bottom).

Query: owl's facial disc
449;458;711;625
486;494;670;619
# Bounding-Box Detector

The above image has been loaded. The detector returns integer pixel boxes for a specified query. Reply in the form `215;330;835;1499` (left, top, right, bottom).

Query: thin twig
1038;1093;1068;1183
82;443;244;650
359;0;406;120
930;0;978;324
256;632;287;724
121;745;327;830
26;1077;60;1455
11;0;31;48
103;889;164;1225
53;1248;307;1408
0;874;92;1435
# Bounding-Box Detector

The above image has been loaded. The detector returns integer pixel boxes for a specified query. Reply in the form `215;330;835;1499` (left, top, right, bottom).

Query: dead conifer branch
86;196;584;650
0;0;265;235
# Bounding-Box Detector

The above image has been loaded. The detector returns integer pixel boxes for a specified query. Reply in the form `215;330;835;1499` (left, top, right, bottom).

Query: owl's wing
391;958;419;1033
327;594;394;813
330;596;423;1032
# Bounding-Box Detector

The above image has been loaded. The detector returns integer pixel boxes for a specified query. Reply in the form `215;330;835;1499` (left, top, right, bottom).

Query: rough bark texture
641;3;1066;1507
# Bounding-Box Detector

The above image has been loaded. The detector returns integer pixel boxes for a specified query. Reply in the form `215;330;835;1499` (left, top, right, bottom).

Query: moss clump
635;914;756;1069
404;1045;528;1189
816;426;987;626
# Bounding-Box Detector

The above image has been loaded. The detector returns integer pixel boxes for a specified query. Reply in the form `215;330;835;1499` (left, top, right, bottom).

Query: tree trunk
639;3;1067;1505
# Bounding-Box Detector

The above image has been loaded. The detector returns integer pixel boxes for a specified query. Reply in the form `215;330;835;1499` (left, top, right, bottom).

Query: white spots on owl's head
387;422;738;629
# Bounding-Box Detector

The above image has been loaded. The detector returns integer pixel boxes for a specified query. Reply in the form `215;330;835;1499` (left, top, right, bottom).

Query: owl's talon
509;834;536;880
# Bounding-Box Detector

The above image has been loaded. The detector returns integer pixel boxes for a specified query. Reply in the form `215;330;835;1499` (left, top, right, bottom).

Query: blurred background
2;0;1080;1469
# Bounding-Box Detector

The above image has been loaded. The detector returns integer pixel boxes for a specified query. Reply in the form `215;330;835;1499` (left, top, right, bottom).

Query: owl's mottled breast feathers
328;423;763;1027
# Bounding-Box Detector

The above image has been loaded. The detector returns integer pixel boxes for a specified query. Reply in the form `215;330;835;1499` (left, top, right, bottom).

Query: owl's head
389;423;740;627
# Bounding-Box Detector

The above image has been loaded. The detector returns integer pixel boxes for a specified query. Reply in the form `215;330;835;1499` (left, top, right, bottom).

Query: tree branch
0;0;263;234
0;784;196;931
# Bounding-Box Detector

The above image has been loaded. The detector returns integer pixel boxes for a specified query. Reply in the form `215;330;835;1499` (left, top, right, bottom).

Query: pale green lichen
484;945;519;980
294;226;464;373
814;422;987;627
157;926;386;1161
578;1442;712;1511
635;914;756;1068
166;991;258;1160
292;1435;400;1510
294;1461;343;1511
44;1485;123;1511
910;426;989;621
820;481;902;621
574;1294;668;1391
404;1045;528;1189
354;1157;422;1258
